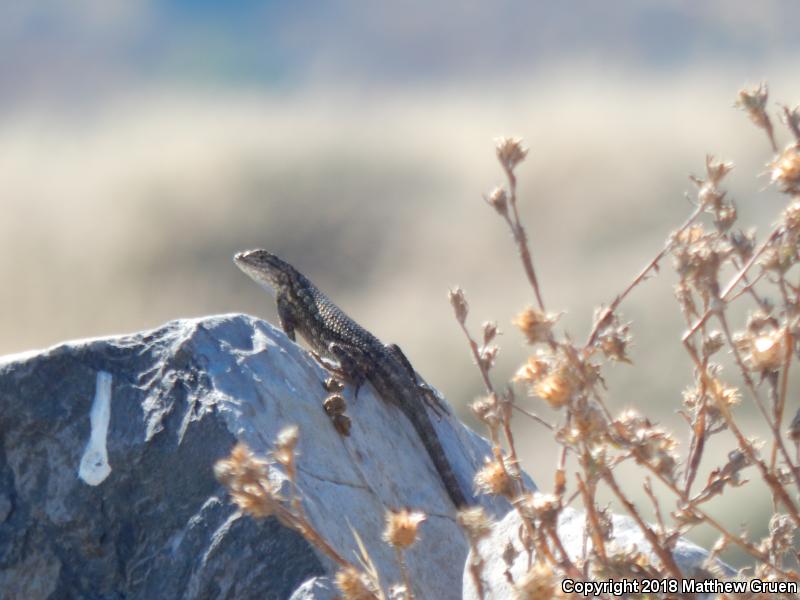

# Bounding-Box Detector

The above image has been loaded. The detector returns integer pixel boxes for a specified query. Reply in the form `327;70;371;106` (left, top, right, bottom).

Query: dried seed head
513;307;559;345
479;344;500;371
771;145;800;194
482;321;499;345
521;492;561;527
730;229;756;262
335;567;379;600
448;287;469;325
595;313;633;364
783;198;800;231
708;377;741;418
783;105;800;141
471;394;501;430
702;330;725;357
487;186;509;215
572;401;607;443
713;203;737;232
735;83;770;130
457;505;494;542
705;155;734;186
671;224;729;297
614;410;678;481
495;137;528;172
513;353;550;384
474;456;517;499
736;322;786;373
214;443;283;519
759;242;797;273
533;365;575;410
383;508;426;549
514;561;557;600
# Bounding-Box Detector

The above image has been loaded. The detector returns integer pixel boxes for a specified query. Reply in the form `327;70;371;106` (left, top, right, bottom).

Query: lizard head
233;249;294;296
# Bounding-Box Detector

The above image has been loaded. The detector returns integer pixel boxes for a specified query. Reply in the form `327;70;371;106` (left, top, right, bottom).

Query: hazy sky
4;1;800;108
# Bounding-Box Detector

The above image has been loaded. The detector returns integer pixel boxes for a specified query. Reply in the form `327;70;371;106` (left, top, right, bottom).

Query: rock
462;505;736;599
0;314;516;599
288;576;338;600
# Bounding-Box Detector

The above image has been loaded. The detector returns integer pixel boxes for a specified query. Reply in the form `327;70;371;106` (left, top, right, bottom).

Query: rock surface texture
463;505;736;599
0;314;513;599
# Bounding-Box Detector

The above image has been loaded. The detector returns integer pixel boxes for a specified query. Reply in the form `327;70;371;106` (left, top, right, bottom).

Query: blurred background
4;0;800;567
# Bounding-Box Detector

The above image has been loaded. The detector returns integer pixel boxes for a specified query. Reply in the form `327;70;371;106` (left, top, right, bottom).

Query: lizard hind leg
385;343;449;417
327;342;368;398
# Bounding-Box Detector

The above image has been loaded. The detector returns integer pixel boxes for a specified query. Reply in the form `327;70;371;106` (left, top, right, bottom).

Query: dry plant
215;83;800;599
452;83;800;598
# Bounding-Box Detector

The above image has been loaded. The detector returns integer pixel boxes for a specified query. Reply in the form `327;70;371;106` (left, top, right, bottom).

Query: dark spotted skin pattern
234;249;469;507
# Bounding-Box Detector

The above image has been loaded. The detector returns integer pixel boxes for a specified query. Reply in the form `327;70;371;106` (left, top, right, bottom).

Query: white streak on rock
79;371;113;485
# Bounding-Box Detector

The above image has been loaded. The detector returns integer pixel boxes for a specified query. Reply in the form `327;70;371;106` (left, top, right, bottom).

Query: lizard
234;249;470;508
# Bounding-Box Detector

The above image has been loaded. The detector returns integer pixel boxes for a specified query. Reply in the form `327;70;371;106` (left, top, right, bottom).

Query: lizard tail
402;406;470;508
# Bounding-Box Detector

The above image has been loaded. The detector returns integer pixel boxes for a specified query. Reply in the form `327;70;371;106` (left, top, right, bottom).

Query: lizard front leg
276;294;297;342
327;342;368;398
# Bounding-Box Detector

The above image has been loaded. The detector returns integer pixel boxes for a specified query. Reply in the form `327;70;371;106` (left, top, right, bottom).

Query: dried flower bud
383;508;426;549
705;155;734;185
783;104;800;142
768;514;795;556
533;366;575;410
479;344;500;371
730;229;756;262
513;307;559;345
482;321;499;345
521;492;561;527
708;377;741;418
783;198;800;231
613;410;677;481
572;401;607;442
449;287;469;325
495;137;528;172
214;443;283;519
713;203;737;232
514;561;556;600
770;145;800;194
457;506;494;542
513;354;550;384
735;83;771;131
335;567;380;600
487;187;508;215
474;456;517;499
759;242;797;273
702;330;725;357
471;394;500;429
736;325;786;372
597;318;633;364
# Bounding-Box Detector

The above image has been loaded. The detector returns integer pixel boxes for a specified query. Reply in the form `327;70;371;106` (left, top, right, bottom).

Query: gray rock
289;577;338;600
0;314;514;599
463;506;736;599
